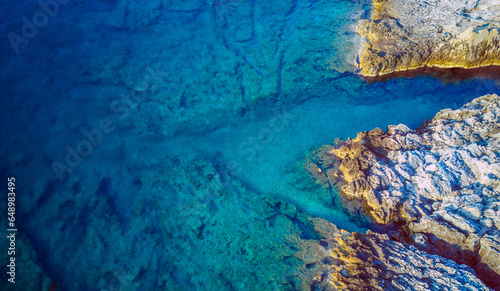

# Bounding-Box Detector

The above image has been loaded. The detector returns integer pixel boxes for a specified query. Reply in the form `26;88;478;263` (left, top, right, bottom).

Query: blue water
1;0;499;290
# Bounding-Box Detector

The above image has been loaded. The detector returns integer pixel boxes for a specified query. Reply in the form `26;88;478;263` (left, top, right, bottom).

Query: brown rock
356;0;500;76
303;219;490;290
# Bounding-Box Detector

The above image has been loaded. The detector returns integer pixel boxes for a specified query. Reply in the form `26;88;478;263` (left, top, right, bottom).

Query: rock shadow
363;66;500;85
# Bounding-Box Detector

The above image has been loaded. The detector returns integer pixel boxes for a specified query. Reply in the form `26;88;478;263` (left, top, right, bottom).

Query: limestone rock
306;94;500;288
303;219;490;290
356;0;500;76
478;230;500;282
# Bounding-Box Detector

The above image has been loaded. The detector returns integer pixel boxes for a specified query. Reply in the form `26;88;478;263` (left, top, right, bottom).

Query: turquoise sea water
1;0;499;290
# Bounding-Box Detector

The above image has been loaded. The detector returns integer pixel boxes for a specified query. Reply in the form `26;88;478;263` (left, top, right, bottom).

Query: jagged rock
306;94;500;288
478;230;500;282
356;0;500;76
303;219;490;290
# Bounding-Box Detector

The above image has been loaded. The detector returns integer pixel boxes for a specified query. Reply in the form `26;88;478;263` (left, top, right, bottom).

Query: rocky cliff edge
356;0;500;76
306;94;500;288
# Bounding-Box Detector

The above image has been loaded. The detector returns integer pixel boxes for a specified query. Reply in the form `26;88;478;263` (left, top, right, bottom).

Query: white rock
459;204;483;221
425;164;437;172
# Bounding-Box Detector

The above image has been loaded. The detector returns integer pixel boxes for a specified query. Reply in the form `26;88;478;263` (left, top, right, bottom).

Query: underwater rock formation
356;0;500;76
100;0;364;137
307;94;500;287
302;219;490;290
18;152;491;291
20;154;352;290
19;150;493;290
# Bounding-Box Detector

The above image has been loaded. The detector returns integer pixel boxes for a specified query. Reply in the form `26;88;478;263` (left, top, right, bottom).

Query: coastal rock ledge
356;0;500;76
306;94;500;288
302;219;490;290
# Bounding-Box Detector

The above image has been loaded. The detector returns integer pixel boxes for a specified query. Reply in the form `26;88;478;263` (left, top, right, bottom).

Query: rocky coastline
302;218;490;290
356;0;500;76
306;94;500;289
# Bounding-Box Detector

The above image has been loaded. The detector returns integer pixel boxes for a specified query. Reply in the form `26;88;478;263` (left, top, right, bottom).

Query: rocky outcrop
356;0;500;76
306;94;500;287
301;218;490;290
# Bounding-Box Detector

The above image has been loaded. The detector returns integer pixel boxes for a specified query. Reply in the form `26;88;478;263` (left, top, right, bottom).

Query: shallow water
1;0;500;290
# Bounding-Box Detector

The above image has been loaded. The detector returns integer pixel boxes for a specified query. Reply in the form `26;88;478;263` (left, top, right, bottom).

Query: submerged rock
356;0;500;76
17;151;492;290
19;154;358;290
307;94;500;288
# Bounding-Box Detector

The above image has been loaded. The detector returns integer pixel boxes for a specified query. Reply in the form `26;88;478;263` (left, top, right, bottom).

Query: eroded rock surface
302;218;490;290
307;94;500;287
356;0;500;76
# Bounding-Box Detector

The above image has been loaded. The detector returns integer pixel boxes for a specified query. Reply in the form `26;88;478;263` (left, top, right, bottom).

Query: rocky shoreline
306;94;500;289
302;218;490;290
356;0;500;76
